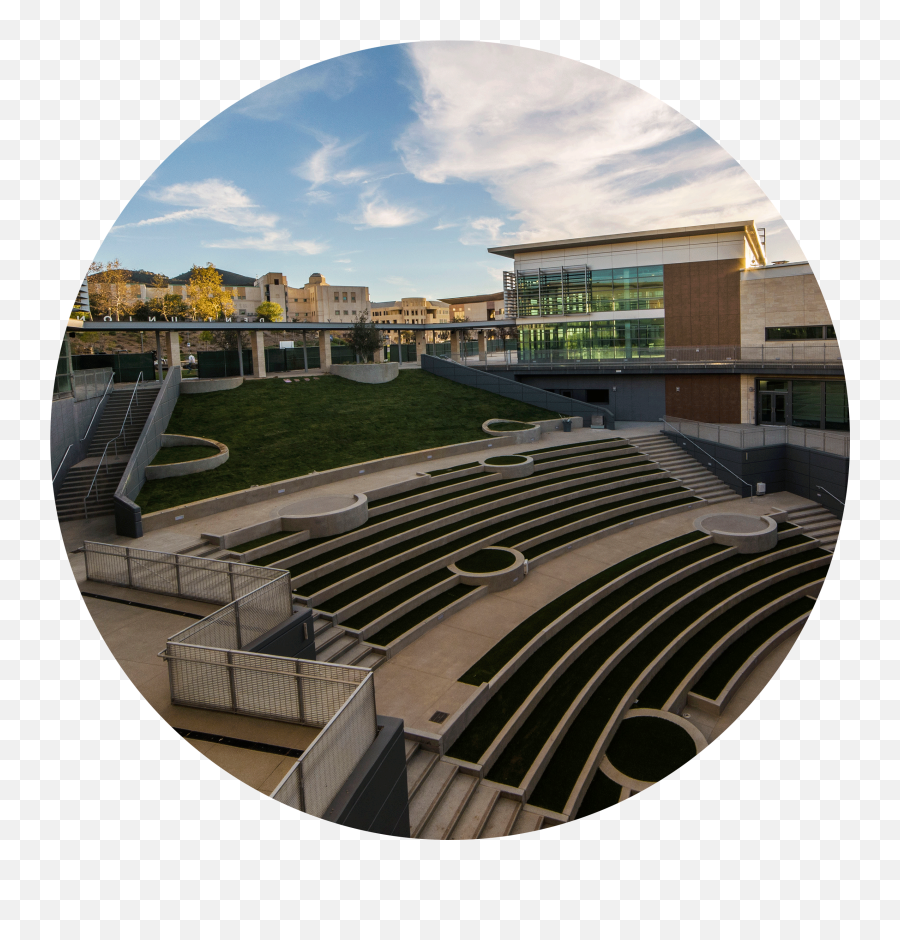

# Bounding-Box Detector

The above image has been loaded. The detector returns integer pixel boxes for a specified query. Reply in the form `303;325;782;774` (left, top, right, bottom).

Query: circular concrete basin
448;546;527;592
478;453;535;479
694;512;778;554
280;493;368;537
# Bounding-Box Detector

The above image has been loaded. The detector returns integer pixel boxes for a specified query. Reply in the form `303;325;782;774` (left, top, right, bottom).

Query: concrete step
404;739;420;763
448;786;501;840
417;772;479;840
479;796;522;839
353;649;386;670
317;632;358;663
409;762;458;837
406;749;439;800
509;809;545;836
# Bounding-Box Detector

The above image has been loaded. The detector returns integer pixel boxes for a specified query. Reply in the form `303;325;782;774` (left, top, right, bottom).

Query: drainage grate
429;711;449;724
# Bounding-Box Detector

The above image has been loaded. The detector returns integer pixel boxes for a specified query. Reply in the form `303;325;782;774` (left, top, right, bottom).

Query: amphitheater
63;404;837;839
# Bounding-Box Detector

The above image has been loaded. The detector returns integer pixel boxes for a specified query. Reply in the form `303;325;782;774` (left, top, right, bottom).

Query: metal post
237;331;244;377
174;555;182;596
234;601;243;649
295;660;304;724
302;330;308;372
226;651;237;711
397;330;403;364
155;331;163;382
125;547;133;587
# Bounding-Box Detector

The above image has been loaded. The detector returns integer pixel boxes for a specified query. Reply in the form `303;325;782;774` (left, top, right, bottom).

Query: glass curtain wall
516;264;664;317
519;319;665;362
757;379;849;432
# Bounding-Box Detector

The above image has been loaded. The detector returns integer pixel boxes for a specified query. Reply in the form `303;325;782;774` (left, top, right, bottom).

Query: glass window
825;324;837;339
517;319;664;363
342;292;348;302
758;380;788;390
612;268;639;311
333;292;339;302
637;265;664;309
791;381;823;429
765;326;826;341
590;269;614;313
825;382;849;431
351;292;356;302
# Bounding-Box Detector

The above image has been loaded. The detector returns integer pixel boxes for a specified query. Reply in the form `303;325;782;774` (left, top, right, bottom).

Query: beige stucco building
370;297;450;327
739;261;835;347
440;292;505;321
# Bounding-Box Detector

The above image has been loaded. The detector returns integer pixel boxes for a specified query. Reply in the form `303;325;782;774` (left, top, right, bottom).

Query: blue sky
100;42;801;302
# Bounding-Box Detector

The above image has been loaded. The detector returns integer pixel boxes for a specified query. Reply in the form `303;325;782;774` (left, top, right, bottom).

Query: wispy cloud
341;187;428;229
400;43;775;244
295;136;370;197
114;178;325;254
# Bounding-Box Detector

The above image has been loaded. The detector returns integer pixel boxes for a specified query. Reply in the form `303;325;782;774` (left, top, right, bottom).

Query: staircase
629;432;740;505
311;614;385;669
55;385;160;522
785;505;842;552
405;741;558;840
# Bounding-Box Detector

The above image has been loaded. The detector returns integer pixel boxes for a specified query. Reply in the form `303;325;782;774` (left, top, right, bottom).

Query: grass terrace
149;445;219;465
136;371;556;513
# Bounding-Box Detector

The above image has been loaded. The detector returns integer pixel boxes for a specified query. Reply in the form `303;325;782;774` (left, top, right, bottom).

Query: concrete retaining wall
330;362;400;384
144;434;229;480
180;376;244;394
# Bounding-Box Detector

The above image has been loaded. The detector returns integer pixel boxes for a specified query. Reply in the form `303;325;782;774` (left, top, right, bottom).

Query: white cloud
295;137;369;190
344;189;427;229
399;43;776;244
113;178;325;254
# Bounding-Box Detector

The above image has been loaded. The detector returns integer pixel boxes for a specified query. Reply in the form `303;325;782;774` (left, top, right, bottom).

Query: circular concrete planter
330;362;399;384
180;376;243;394
600;708;706;788
695;512;778;554
478;453;535;479
145;434;229;479
448;547;527;592
482;418;542;445
280;493;368;537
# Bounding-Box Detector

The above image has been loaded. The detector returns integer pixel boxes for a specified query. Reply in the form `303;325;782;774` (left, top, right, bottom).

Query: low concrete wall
694;512;778;554
450;548;527;592
144;434;229;480
180;376;244;394
330;362;400;384
280;493;368;538
479;454;534;479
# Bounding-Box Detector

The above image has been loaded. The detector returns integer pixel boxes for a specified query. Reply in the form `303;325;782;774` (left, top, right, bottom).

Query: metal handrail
815;485;845;507
82;372;145;518
79;371;115;442
51;444;74;483
661;418;756;498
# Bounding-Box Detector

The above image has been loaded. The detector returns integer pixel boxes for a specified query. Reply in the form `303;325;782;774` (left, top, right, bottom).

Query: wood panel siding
663;258;743;347
665;374;742;424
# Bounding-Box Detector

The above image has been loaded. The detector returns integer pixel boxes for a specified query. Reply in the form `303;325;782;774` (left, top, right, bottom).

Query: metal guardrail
815;485;845;507
83;539;377;817
270;673;377;816
73;367;114;402
663;416;850;458
661;418;755;498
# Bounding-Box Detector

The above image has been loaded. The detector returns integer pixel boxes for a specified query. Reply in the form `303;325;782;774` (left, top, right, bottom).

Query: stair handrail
81;372;145;519
51;444;74;483
815;484;845;507
660;418;755;499
79;370;115;443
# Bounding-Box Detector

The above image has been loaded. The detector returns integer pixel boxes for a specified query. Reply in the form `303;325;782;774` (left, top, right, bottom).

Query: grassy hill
136;370;557;514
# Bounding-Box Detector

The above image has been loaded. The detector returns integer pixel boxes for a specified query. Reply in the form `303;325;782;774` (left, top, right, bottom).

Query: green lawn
136;371;557;514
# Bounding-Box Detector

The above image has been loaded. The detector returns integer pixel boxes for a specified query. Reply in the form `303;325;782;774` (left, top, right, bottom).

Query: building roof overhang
488;220;766;265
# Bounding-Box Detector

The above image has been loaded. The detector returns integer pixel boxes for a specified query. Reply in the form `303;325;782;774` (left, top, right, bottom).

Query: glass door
759;391;787;425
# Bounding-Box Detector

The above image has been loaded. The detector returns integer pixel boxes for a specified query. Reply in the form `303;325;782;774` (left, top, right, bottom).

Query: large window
518;319;665;362
516;264;664;317
765;325;836;341
756;379;849;432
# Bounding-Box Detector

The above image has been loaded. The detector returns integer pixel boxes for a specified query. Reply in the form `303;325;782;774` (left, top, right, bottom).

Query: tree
186;264;235;321
255;301;284;323
345;314;383;363
87;259;130;320
452;312;472;343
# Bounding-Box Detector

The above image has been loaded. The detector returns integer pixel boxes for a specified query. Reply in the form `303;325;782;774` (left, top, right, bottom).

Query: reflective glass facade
518;319;665;362
757;379;849;432
515;265;664;317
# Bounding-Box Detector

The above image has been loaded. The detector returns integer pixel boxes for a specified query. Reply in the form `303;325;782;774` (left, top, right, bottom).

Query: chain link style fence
270;673;377;817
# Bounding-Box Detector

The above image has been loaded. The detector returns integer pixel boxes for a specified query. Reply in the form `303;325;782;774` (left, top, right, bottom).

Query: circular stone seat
602;710;705;785
478;453;535;479
694;512;778;554
448;546;527;592
279;493;368;537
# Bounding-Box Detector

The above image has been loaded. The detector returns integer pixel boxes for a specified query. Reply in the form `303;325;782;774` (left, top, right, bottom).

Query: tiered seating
445;530;831;818
253;439;704;653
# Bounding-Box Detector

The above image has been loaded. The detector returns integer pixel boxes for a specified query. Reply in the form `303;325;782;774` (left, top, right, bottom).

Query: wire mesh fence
72;367;114;401
663;416;850;458
270;672;377;817
83;540;288;605
164;644;370;729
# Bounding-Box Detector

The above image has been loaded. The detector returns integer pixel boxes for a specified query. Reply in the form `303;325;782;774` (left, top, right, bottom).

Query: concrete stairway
785;505;842;552
55;385;160;521
404;741;557;840
628;432;740;505
312;615;386;669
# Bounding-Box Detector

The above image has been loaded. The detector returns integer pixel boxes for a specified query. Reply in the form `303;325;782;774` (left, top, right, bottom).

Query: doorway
759;391;787;425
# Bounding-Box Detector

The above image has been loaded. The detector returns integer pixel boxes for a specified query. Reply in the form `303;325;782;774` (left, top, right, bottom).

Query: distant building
439;291;505;321
139;269;370;323
370;297;450;327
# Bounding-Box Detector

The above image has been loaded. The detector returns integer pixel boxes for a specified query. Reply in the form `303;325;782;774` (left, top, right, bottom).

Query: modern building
439;291;505;321
370;297;450;327
489;221;846;431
